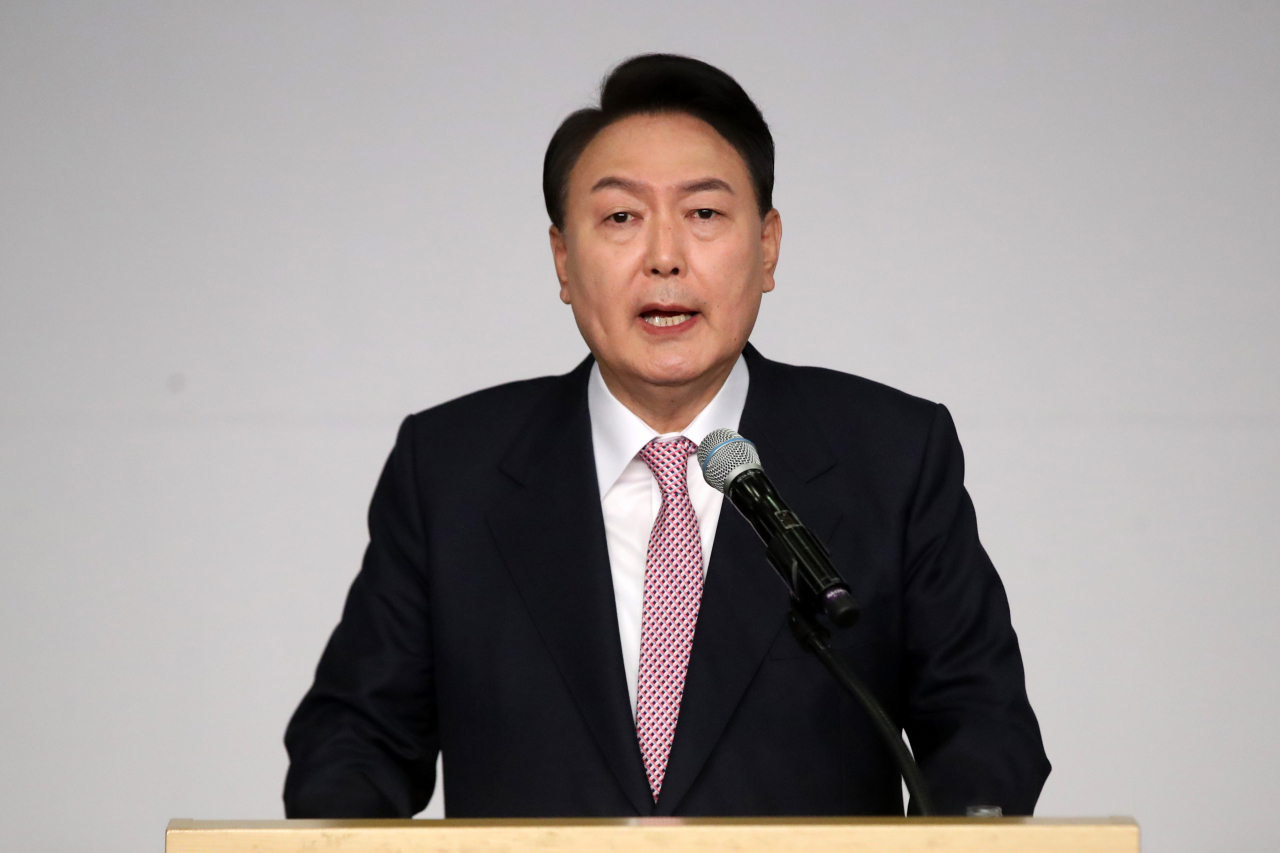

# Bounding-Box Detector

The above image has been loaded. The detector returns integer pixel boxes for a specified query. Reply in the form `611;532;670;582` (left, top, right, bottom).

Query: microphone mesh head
697;428;763;494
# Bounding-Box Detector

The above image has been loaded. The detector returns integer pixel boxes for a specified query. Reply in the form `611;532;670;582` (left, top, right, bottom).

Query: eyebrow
590;176;646;194
680;178;734;195
589;176;735;195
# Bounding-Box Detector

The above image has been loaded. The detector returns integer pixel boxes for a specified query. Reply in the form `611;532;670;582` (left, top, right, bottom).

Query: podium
165;817;1140;852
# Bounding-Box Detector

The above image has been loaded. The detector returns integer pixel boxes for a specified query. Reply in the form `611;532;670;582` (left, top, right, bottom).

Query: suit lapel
486;358;654;816
655;345;843;815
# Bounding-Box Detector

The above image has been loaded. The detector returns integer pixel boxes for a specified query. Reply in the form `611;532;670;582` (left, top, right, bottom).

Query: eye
608;211;633;224
693;208;717;220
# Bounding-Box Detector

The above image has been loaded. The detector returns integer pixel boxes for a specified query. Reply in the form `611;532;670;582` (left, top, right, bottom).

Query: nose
644;211;685;278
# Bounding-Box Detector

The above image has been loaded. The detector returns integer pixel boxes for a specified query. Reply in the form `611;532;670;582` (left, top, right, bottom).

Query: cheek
696;234;760;294
570;247;639;324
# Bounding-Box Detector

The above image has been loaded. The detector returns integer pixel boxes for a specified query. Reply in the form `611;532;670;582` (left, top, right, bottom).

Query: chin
633;349;719;387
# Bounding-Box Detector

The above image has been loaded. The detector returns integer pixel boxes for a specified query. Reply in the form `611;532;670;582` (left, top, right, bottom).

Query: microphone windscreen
697;428;762;493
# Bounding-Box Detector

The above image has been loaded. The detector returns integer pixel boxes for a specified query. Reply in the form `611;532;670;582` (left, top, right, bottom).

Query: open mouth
640;309;697;328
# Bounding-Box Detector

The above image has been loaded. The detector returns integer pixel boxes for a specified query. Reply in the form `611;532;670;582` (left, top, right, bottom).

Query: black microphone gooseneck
787;603;935;816
697;429;936;817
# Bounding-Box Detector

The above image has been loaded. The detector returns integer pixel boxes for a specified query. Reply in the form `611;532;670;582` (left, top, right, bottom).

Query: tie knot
638;436;696;496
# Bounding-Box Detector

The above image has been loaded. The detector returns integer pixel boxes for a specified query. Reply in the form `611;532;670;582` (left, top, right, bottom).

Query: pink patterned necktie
635;436;704;802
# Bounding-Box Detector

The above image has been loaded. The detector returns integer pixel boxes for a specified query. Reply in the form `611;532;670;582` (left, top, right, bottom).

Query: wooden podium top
166;816;1139;853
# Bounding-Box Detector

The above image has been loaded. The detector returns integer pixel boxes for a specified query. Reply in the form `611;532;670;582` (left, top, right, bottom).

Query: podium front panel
166;816;1139;853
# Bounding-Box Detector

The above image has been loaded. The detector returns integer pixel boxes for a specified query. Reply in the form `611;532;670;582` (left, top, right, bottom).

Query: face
550;112;781;391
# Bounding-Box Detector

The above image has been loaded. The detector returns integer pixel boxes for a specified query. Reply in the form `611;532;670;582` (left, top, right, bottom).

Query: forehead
568;112;751;197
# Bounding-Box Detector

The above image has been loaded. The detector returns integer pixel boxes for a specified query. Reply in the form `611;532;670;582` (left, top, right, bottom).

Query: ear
760;208;782;293
549;225;572;304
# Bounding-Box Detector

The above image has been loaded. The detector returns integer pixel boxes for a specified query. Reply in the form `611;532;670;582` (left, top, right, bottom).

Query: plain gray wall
2;2;1277;851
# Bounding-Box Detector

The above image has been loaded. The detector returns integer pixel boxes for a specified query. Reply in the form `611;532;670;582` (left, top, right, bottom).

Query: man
284;54;1050;819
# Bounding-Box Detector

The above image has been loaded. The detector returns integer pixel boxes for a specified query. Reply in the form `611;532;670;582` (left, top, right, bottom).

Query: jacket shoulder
406;373;560;449
758;358;954;492
394;361;589;469
777;361;941;432
413;373;563;426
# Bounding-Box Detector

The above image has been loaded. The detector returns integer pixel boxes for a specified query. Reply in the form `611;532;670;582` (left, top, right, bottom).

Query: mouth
639;306;699;330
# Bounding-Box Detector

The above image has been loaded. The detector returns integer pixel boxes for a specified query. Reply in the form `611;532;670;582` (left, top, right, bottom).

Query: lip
637;303;700;336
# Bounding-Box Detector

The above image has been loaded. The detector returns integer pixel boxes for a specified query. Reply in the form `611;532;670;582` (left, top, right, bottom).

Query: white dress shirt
587;355;750;719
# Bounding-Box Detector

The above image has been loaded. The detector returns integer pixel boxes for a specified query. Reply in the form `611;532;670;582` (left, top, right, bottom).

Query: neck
598;356;737;434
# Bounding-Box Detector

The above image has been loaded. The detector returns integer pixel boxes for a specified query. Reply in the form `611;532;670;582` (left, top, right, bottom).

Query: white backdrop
2;3;1277;852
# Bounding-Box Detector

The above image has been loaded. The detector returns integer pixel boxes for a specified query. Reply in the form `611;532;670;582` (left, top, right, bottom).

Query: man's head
545;55;781;409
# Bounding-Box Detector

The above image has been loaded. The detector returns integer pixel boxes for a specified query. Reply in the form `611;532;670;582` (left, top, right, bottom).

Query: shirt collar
587;353;750;498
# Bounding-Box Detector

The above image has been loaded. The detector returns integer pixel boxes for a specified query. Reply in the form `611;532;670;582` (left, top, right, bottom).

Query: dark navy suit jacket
283;345;1050;818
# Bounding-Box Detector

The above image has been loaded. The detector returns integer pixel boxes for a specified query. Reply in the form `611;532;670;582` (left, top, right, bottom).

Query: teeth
643;313;693;327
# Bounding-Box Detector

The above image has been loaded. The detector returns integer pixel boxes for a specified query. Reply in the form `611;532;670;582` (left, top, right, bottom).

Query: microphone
697;429;860;628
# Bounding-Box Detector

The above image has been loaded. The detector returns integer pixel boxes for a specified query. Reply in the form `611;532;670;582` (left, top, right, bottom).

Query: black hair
542;54;774;230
